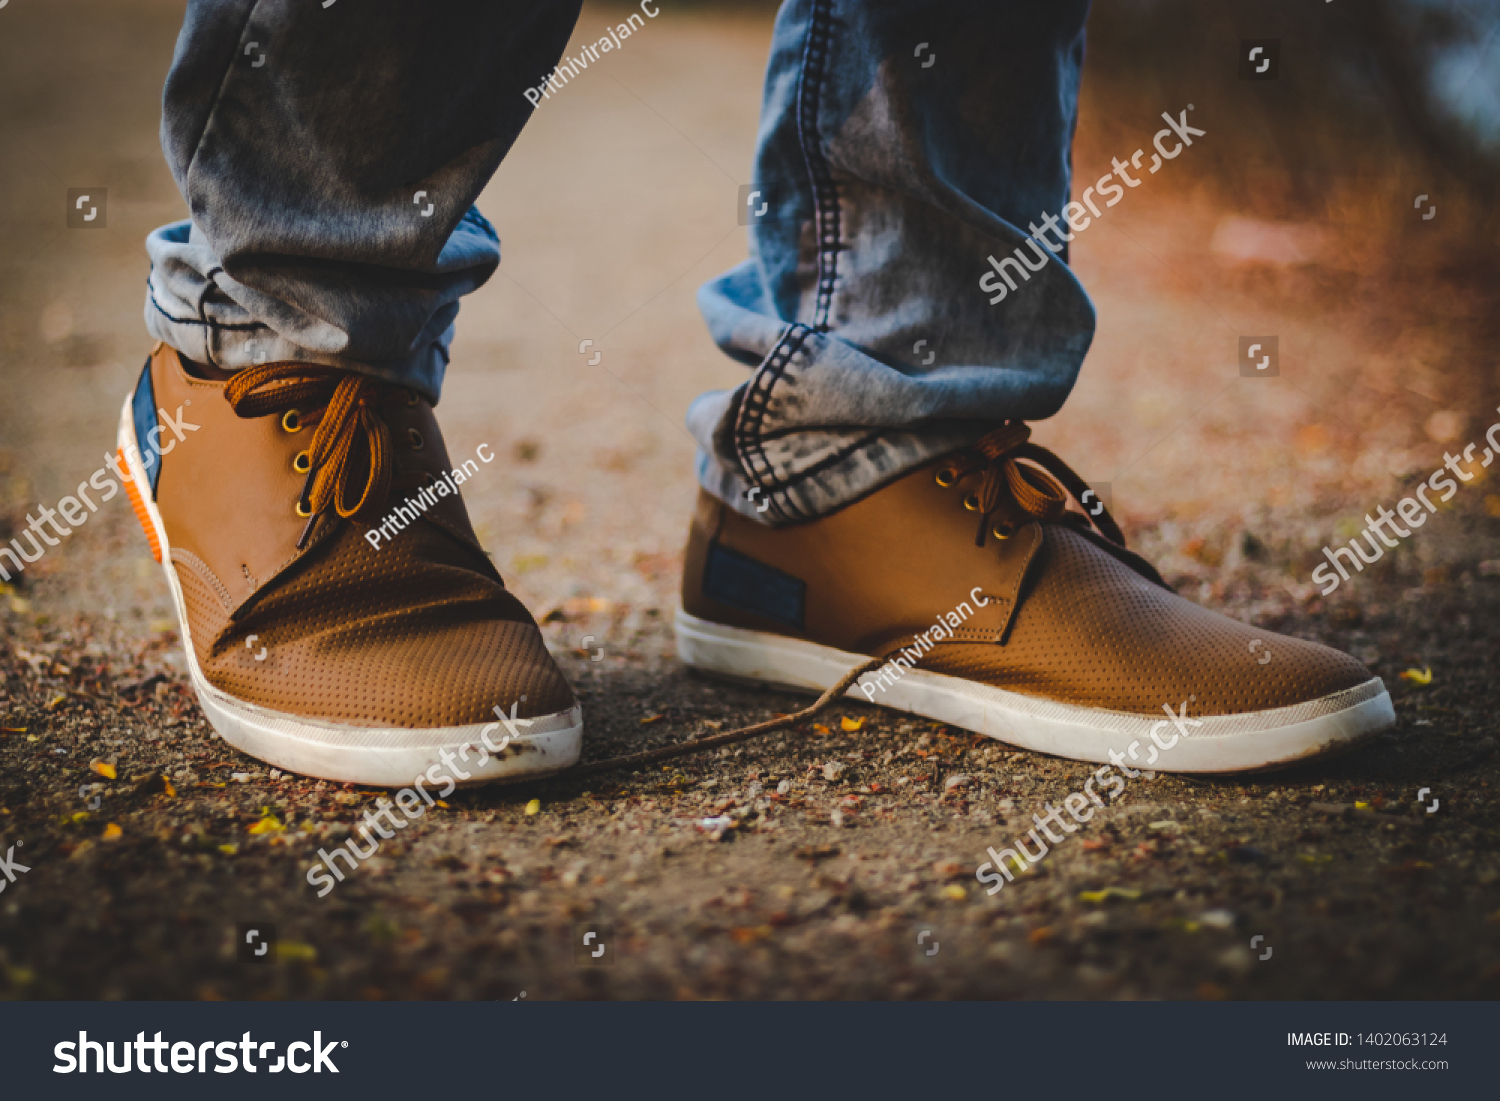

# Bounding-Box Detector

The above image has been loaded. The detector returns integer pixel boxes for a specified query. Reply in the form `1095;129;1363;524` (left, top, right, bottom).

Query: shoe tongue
177;355;237;383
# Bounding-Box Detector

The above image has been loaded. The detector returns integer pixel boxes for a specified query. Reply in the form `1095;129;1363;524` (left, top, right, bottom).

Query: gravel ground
2;0;1498;1000
1;554;1498;1000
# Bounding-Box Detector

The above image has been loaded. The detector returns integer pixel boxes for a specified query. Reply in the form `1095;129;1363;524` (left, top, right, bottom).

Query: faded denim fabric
146;0;1093;521
145;0;583;399
693;0;1095;523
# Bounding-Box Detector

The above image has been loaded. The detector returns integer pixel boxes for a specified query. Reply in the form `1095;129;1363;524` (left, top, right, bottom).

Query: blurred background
0;0;1497;1000
2;0;1496;630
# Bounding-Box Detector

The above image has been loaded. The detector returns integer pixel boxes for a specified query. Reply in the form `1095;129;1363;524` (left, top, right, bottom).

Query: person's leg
692;0;1095;524
125;0;590;787
146;0;582;399
678;0;1395;773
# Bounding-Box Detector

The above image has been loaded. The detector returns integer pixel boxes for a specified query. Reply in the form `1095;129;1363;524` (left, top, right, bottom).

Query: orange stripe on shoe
120;447;162;563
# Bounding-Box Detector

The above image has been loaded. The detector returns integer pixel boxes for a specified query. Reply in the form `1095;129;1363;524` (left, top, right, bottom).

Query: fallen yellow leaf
639;714;664;724
941;884;967;901
163;777;177;798
524;799;541;816
248;815;284;835
1079;887;1142;904
841;716;865;731
44;693;67;711
435;799;449;809
91;761;117;780
101;823;123;841
218;844;238;856
1399;667;1433;685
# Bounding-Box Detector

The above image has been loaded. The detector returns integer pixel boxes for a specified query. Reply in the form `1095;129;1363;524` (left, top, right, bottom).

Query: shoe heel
119;446;162;564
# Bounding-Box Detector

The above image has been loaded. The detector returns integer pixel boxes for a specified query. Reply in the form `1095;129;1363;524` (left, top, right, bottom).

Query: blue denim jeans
146;0;1094;524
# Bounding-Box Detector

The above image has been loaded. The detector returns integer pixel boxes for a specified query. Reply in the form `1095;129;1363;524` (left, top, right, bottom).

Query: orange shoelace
936;423;1125;547
225;364;394;548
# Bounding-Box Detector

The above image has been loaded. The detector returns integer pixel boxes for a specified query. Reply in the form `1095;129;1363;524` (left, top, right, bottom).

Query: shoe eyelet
404;389;419;407
963;494;981;512
292;450;312;474
294;499;312;518
407;427;425;450
935;468;958;488
281;409;302;433
991;523;1016;540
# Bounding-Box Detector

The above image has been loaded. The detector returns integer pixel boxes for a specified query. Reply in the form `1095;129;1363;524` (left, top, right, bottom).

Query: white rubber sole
675;609;1394;774
118;393;583;788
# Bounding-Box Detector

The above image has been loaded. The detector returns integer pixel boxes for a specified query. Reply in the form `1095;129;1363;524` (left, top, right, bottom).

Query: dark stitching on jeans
150;278;450;379
733;325;808;460
197;267;225;368
730;0;842;522
167;0;260;370
733;323;813;489
755;431;887;524
777;431;883;487
795;0;840;333
753;422;876;444
147;282;260;331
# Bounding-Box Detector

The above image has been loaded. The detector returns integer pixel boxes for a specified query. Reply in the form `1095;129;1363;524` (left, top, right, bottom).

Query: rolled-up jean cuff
693;428;985;526
143;221;453;401
689;366;986;525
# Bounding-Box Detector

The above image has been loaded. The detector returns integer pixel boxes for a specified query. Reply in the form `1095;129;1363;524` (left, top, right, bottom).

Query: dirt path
1;1;1497;1000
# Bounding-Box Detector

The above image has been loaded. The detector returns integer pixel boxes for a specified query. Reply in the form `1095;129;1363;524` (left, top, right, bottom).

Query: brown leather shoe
678;424;1393;773
116;344;581;786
